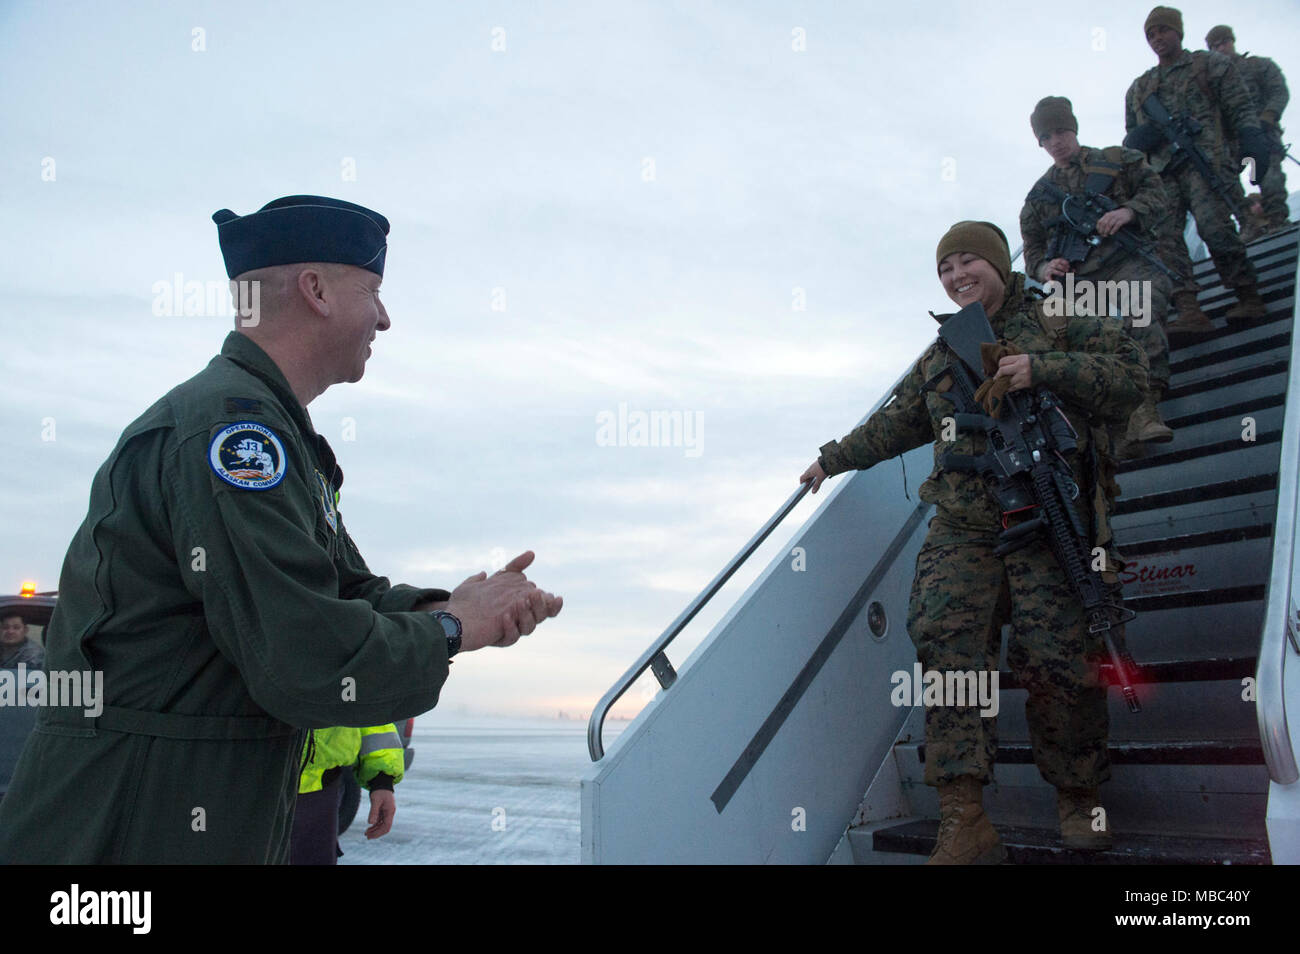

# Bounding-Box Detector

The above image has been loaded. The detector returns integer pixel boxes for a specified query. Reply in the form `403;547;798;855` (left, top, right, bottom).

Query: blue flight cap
212;195;389;279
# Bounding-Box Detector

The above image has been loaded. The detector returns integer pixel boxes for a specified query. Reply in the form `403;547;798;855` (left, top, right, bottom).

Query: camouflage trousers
1227;127;1289;227
906;522;1111;789
1257;127;1292;225
1156;162;1258;296
1080;251;1172;391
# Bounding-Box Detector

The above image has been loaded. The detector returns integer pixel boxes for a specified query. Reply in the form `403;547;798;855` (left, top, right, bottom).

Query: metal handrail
1256;246;1300;784
587;482;810;760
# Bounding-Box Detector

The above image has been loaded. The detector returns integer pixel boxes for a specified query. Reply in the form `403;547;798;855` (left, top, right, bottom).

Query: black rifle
1037;179;1179;282
1139;93;1244;219
923;302;1142;712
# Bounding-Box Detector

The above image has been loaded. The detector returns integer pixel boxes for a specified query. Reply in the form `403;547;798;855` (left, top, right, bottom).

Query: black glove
1123;123;1166;154
1237;127;1272;184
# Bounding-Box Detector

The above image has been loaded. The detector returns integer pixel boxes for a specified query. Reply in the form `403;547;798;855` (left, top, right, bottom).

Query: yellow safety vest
299;724;404;794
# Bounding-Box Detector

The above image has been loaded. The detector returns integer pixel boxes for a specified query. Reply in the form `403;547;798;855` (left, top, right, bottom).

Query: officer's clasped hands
440;550;563;651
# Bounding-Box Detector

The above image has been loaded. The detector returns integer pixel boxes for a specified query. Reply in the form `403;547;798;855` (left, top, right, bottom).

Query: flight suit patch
314;470;338;532
224;397;264;415
208;422;288;490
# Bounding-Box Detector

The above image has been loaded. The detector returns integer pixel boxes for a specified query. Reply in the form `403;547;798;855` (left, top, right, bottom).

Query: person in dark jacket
0;196;562;863
0;612;43;669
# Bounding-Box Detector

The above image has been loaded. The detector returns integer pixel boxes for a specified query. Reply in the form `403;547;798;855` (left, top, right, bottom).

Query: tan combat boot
1223;285;1268;325
1124;392;1173;447
926;776;1005;865
1164;291;1215;336
1058;787;1113;850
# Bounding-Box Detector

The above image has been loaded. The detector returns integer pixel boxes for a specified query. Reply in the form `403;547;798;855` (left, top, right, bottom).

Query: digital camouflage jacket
818;274;1147;548
1235;53;1289;126
1019;144;1170;282
1124;49;1261;173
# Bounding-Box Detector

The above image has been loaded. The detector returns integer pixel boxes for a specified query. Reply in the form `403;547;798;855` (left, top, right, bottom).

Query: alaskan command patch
209;422;288;490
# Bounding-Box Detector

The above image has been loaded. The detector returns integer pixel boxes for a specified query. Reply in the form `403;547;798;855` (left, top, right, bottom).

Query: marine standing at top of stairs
1205;24;1292;242
1123;6;1273;330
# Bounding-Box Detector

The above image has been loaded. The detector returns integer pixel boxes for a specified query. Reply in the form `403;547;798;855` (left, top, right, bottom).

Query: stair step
892;754;1270;836
1169;306;1294;367
1125;584;1265;614
1112;473;1276;516
1160;369;1287;421
1164;360;1288;402
1109;489;1275;547
996;656;1255;691
917;739;1264;766
1170;332;1291;376
1119;429;1280;474
1117;444;1279;503
1116;523;1272;557
870;818;1271;864
1163;392;1283;430
1122;405;1284;467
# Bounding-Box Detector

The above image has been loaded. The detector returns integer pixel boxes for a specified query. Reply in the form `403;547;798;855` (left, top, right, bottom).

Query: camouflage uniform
1233;53;1290;231
1125;50;1262;296
1020;144;1173;393
818;273;1147;788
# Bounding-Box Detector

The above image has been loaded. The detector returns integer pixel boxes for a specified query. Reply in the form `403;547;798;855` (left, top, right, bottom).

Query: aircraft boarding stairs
582;224;1300;865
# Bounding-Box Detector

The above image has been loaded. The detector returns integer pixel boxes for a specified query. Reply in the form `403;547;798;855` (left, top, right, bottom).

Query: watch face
432;611;461;638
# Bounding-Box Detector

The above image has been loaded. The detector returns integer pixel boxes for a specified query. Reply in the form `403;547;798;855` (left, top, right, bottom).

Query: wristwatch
429;611;462;658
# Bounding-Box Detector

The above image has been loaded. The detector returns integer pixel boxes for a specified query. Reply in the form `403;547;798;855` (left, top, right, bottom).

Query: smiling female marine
800;220;1148;864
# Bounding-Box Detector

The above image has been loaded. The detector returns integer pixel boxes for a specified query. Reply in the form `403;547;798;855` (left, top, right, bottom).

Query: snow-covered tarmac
339;714;624;864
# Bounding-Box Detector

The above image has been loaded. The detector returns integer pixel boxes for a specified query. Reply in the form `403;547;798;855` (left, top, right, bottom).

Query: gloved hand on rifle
1237;127;1273;184
1122;123;1166;154
973;342;1030;418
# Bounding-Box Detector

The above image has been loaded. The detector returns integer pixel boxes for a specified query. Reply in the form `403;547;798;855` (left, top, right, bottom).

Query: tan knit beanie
936;221;1011;284
1145;6;1183;38
1205;25;1234;48
1031;96;1078;141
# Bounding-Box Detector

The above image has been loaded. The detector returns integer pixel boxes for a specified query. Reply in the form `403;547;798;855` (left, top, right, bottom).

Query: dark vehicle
0;586;55;799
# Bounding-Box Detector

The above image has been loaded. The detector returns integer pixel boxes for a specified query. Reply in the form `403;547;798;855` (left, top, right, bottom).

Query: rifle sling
1080;157;1122;196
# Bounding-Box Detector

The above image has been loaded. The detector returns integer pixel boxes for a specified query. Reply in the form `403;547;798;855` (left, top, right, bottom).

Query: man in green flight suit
0;195;563;864
800;221;1146;863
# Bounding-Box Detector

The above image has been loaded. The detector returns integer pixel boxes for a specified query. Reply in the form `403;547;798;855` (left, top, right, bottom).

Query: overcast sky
2;0;1297;720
